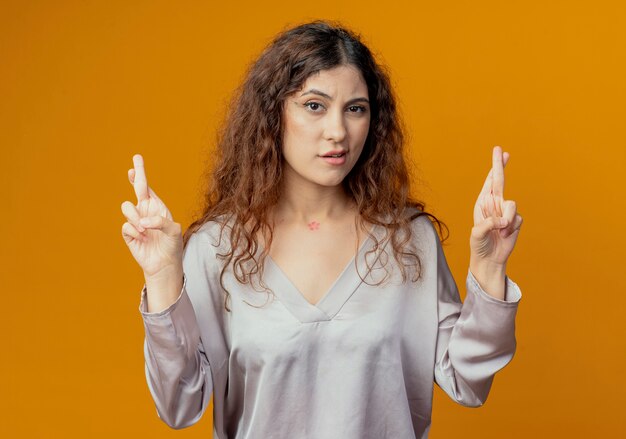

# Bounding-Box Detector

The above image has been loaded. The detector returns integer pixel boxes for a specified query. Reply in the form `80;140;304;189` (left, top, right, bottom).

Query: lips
320;150;348;157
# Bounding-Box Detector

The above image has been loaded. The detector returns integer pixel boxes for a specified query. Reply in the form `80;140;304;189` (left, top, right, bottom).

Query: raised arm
138;233;214;428
432;228;521;406
121;154;213;428
433;146;523;406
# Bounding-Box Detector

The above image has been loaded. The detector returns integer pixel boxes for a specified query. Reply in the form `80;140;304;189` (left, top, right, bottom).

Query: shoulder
403;206;438;240
186;214;234;256
392;206;444;266
182;218;234;281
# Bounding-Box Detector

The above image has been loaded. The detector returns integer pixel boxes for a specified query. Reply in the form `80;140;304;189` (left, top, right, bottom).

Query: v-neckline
259;223;387;323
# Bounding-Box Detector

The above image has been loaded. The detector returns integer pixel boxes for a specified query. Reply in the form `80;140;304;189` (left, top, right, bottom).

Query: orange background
1;0;625;437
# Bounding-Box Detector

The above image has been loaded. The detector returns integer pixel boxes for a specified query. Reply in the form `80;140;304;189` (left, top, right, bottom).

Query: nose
323;109;347;143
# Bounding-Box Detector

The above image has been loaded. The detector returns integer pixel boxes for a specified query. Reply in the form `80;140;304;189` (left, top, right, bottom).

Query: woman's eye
304;102;324;112
348;105;367;113
303;102;367;114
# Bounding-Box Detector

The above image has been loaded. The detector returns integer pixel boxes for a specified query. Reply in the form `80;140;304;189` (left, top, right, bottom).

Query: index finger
491;146;505;198
132;154;149;203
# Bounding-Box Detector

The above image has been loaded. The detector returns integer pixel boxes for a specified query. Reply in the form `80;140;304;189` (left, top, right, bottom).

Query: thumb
139;215;181;237
472;216;508;240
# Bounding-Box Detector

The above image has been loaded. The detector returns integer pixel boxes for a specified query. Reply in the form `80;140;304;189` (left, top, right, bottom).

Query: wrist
144;264;183;283
469;258;507;300
469;257;506;275
144;265;184;313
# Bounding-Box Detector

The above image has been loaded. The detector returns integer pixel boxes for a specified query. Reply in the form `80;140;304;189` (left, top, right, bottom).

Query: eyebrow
300;88;370;105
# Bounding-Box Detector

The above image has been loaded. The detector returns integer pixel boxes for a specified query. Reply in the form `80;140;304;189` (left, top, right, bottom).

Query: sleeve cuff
138;273;188;318
467;268;522;305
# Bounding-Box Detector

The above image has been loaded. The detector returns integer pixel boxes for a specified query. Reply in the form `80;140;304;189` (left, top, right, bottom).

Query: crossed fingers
479;147;508;219
480;146;523;237
121;154;159;237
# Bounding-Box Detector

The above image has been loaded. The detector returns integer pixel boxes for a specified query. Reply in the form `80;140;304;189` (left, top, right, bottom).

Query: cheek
294;115;318;137
355;118;371;143
282;121;313;162
362;118;371;135
284;112;315;144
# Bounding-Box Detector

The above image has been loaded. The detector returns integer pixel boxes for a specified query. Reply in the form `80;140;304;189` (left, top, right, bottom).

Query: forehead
299;65;368;97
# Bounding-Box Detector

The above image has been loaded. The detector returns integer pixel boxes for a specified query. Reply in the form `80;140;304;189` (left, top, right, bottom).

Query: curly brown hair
183;19;448;311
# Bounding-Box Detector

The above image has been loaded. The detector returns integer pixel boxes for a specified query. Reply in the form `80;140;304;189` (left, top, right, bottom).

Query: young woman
121;20;523;439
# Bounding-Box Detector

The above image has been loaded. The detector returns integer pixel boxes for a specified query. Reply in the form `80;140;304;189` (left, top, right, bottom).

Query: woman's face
281;64;371;189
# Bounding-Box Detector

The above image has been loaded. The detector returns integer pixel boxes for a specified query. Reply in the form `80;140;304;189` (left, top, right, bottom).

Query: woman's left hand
470;146;523;267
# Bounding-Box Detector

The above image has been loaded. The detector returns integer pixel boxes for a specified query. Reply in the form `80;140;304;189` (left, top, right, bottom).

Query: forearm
435;269;522;406
139;276;212;428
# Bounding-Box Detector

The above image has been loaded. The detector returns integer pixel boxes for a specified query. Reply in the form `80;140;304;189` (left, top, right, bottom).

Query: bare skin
122;155;184;313
259;205;375;307
256;65;373;306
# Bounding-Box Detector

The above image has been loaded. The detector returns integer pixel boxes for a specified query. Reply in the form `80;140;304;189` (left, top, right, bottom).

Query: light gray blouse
138;210;522;438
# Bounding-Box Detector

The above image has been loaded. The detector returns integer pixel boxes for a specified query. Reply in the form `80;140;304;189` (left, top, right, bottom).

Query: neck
273;174;356;225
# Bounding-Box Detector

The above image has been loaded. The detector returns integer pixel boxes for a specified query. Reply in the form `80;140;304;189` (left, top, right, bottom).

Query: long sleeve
432;227;522;407
138;231;215;429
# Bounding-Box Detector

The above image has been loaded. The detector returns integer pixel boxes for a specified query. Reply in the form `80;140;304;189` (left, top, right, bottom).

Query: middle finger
132;154;150;204
491;146;505;199
479;150;509;197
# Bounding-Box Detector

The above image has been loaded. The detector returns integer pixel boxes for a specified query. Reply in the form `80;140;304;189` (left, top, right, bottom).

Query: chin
315;177;347;187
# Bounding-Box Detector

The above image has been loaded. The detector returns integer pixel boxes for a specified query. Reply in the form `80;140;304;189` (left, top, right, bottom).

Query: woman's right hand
121;154;183;279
